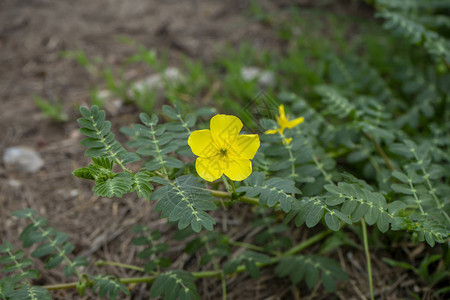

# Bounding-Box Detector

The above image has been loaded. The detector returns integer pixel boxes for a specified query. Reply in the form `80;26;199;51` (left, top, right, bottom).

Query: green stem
205;242;226;300
365;132;395;171
42;231;330;291
147;121;168;177
312;154;333;185
176;114;192;135
220;271;227;300
209;189;329;256
95;260;145;272
408;180;425;215
90;115;131;173
411;149;450;222
279;131;297;180
28;215;82;279
229;180;237;194
327;147;352;159
6;248;31;286
441;56;450;71
228;240;265;252
171;181;201;220
43;270;223;290
361;219;374;300
208;189;259;206
221;175;233;194
285;230;331;256
114;158;132;174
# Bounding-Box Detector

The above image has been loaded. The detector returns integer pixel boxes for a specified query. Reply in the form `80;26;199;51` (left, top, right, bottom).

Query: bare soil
0;1;439;299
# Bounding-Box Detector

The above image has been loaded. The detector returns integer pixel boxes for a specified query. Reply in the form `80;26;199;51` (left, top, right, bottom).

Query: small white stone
97;89;112;100
241;67;261;81
163;67;184;83
241;66;275;88
7;179;22;188
94;89;115;103
3;146;44;173
70;189;79;197
258;71;276;87
129;67;184;95
96;91;123;116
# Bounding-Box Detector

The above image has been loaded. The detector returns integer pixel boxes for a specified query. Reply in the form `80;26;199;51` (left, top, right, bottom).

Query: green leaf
305;264;318;288
12;209;36;219
132;172;153;200
91;275;130;300
391;183;413;195
389;143;414;158
237;172;301;212
351;203;369;221
35;96;68;122
0;279;14;298
77;106;138;167
45;254;64;269
376;210;390;233
31;243;55;258
244;259;259;278
8;286;52;300
150;270;200;300
276;255;346;291
377;10;450;62
392;171;409;183
164;157;184;169
321;271;336;292
324;184;341;195
382;258;414;270
305;203;324;228
315;85;356;118
365;206;380;226
94;175;133;198
20;224;46;248
324;212;341;231
73;167;96;180
153;175;216;232
162;105;179;119
333;210;352;225
224;251;270;279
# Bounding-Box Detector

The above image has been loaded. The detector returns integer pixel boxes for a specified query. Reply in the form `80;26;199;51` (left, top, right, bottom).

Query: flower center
219;148;227;156
277;115;290;129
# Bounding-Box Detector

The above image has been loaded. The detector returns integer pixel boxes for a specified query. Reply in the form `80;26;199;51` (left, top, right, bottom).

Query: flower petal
277;115;290;130
229;134;260;159
283;137;292;145
196;155;223;182
223;158;252;181
279;105;286;119
286;116;304;129
210;114;243;149
264;129;279;135
188;129;218;157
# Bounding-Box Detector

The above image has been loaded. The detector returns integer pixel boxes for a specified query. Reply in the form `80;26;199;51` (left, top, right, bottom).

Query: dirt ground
0;1;437;299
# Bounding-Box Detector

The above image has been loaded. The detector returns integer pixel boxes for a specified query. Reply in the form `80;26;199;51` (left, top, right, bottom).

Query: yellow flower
188;114;260;182
265;105;304;144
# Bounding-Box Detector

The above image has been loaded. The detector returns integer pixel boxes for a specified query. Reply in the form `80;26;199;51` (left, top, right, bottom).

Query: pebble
241;66;276;88
3;146;44;173
98;67;184;115
103;98;124;116
7;179;22;188
70;189;79;197
129;67;184;95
